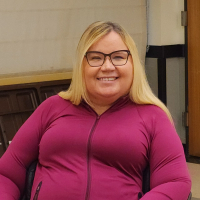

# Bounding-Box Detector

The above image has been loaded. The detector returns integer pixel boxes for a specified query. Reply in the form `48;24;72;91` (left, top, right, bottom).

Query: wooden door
188;0;200;156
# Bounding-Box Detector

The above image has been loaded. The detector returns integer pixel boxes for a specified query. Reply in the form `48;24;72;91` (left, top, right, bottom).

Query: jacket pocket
33;181;42;200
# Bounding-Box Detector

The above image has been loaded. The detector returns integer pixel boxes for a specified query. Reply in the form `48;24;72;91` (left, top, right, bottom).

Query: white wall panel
145;58;158;96
147;0;184;45
145;57;186;143
166;58;186;143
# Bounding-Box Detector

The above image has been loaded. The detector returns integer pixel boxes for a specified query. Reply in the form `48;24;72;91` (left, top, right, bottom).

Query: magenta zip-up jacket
0;95;191;200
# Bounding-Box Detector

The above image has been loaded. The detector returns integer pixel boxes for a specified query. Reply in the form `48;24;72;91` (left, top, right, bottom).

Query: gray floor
187;163;200;199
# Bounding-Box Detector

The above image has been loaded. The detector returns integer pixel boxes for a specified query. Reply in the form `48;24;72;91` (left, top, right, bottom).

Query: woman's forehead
88;31;128;53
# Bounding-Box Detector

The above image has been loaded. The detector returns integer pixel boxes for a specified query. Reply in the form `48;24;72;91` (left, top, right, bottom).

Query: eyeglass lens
86;51;129;67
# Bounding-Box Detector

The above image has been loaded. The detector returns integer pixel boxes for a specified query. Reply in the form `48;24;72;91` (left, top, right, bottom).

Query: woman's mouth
97;77;118;81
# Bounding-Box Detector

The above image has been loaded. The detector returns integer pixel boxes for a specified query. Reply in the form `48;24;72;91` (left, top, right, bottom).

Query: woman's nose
101;56;115;70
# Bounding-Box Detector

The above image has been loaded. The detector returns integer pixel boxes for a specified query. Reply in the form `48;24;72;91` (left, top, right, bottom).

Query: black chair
21;161;37;200
21;162;192;200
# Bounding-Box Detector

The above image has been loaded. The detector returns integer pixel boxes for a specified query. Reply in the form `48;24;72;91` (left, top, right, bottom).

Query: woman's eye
91;56;102;60
113;56;124;60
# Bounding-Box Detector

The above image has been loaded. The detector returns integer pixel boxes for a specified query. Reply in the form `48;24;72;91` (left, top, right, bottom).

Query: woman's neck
87;94;129;115
91;104;112;115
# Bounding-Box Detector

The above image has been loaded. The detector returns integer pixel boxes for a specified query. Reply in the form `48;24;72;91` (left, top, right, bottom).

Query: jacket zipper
33;181;42;200
85;115;100;200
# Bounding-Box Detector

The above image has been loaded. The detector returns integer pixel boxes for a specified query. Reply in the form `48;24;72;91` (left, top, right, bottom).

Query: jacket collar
80;94;131;115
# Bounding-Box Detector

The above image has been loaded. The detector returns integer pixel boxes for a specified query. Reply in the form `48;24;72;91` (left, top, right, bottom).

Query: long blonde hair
59;21;173;122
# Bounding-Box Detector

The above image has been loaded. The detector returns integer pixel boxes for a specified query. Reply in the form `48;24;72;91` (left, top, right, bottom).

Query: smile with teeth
97;77;117;81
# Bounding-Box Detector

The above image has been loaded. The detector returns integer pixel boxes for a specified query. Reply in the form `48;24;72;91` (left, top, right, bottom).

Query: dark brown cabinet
0;80;70;156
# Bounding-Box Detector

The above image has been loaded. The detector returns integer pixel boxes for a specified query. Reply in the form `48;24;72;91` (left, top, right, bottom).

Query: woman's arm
140;106;191;199
0;96;55;199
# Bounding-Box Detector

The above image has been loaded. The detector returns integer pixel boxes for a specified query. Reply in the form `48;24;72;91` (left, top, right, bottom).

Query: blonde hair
59;21;173;122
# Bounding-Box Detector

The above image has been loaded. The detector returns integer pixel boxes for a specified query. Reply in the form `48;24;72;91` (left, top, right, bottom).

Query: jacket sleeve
140;106;191;200
0;97;54;200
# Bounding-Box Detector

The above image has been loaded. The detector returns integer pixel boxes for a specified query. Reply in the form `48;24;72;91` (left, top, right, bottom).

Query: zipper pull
33;181;42;200
138;192;143;199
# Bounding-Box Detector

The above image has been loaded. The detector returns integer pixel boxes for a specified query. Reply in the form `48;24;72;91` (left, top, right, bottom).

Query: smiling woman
0;21;191;200
82;31;133;114
59;21;172;120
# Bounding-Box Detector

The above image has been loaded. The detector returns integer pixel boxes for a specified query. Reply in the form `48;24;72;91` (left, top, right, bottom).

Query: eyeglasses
85;50;131;67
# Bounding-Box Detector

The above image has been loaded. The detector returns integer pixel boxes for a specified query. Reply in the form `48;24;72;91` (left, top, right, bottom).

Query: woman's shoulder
35;95;73;118
41;94;72;108
29;95;75;128
134;103;166;117
132;104;175;142
44;94;70;103
133;103;171;128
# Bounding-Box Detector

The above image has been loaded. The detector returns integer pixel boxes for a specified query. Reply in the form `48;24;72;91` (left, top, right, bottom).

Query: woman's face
83;31;133;107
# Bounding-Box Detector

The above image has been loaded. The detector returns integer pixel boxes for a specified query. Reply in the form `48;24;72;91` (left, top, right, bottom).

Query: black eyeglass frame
85;50;131;67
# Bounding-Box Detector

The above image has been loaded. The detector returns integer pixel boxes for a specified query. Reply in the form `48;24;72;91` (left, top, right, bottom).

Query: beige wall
0;0;147;78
